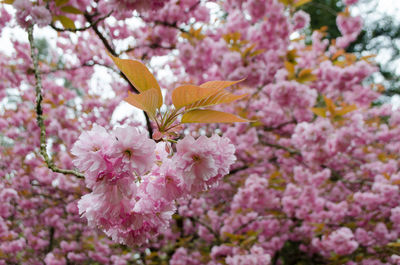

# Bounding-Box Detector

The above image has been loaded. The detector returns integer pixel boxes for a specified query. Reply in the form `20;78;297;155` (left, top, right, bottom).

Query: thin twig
50;11;113;32
27;25;84;179
120;43;176;55
189;217;221;243
260;140;300;155
263;120;297;131
229;165;249;175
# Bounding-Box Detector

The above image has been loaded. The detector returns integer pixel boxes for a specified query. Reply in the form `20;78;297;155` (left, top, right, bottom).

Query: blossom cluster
71;125;236;245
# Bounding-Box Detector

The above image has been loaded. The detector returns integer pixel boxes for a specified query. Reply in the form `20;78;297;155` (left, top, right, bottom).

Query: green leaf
55;15;76;29
310;107;326;117
60;5;83;14
293;0;312;8
335;105;357;116
55;0;69;7
0;0;14;4
297;68;317;83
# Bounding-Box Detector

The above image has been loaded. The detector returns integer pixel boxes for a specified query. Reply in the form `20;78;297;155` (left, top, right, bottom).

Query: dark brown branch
46;227;55;253
120;43;176;55
27;26;84;179
229;165;249;175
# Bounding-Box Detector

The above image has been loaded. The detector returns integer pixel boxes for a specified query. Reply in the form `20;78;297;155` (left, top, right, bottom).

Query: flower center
192;154;201;162
124;149;132;158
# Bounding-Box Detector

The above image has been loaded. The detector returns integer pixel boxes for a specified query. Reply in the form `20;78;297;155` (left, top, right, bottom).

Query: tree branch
27;25;84;179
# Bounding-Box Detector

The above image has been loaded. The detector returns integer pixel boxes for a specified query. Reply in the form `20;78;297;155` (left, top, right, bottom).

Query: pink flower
13;0;32;27
78;177;137;230
226;246;271;265
208;134;236;180
174;135;235;194
112;126;156;176
175;135;219;193
154;162;185;201
344;0;358;5
31;6;51;27
105;177;175;246
44;252;66;265
292;10;310;31
337;14;362;36
321;228;359;256
71;124;114;188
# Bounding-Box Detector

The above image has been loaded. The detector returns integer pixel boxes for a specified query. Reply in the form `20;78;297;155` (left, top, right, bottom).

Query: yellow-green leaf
323;96;336;114
60;5;83;14
186;89;248;110
279;0;292;6
311;107;326;117
297;68;317;83
335;105;357;116
388;242;400;248
172;80;244;110
124;88;160;118
109;54;162;107
55;0;69;7
331;49;345;60
287;49;298;63
56;15;75;29
1;0;14;4
284;61;295;80
172;85;220;110
242;44;256;58
293;0;312;8
199;79;244;90
181;109;249;123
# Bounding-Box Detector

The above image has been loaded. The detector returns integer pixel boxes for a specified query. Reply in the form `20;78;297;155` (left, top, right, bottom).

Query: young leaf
172;85;220;109
108;54;162;107
55;0;69;6
284;61;295;80
323;96;336;114
297;68;317;83
61;5;83;14
278;0;292;6
293;0;312;8
55;15;76;29
172;80;244;110
1;0;15;4
311;107;327;117
181;109;249;123
124;88;160;118
199;79;244;90
186;89;248;110
335;105;357;116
